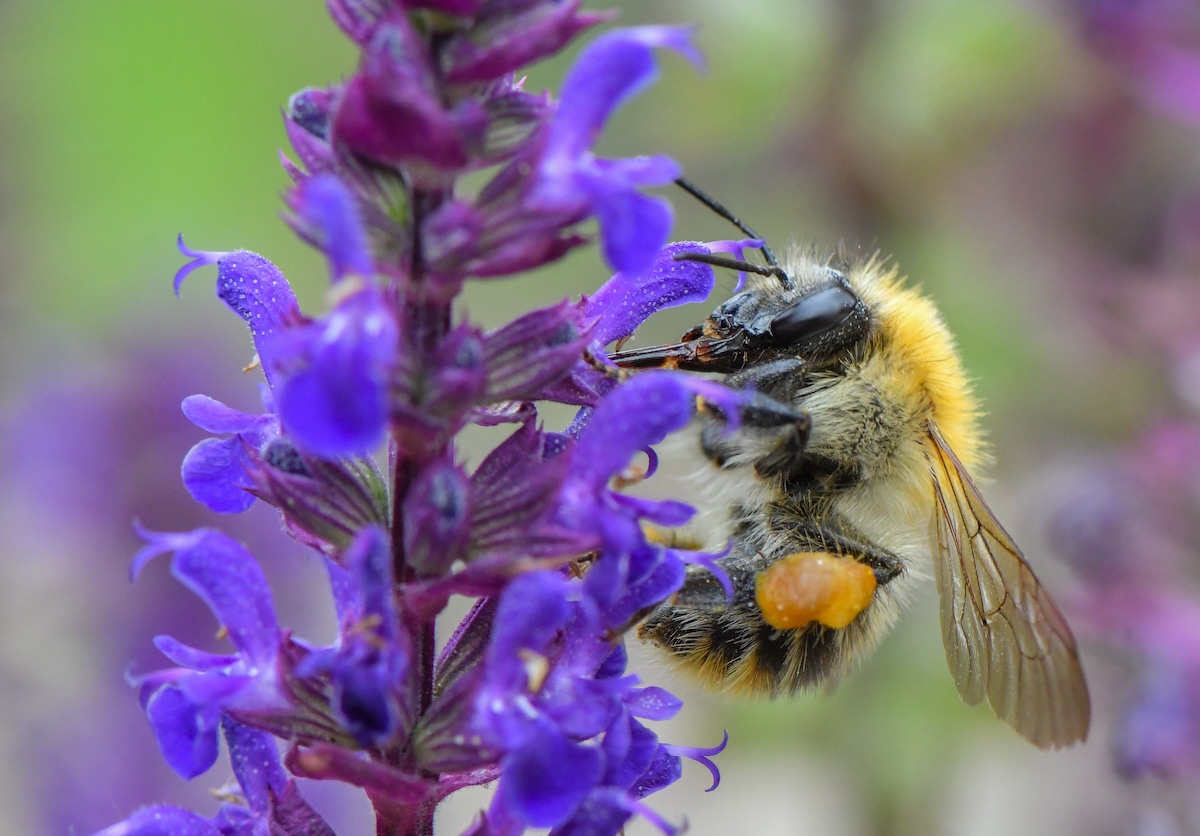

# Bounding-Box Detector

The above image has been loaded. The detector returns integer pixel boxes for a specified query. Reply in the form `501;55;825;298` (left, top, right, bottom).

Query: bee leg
639;546;846;695
752;423;809;480
725;358;807;403
770;516;904;586
699;359;812;471
700;392;810;469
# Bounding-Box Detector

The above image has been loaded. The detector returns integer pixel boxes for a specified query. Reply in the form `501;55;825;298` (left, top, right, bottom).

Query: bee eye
768;286;860;345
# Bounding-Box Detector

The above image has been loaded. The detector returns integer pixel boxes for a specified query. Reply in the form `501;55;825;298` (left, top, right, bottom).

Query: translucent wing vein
927;424;1090;748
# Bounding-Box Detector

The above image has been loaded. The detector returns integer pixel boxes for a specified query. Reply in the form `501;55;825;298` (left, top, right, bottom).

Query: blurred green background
2;1;1196;834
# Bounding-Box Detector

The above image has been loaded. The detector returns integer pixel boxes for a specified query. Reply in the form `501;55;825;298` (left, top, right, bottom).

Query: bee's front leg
700;358;812;473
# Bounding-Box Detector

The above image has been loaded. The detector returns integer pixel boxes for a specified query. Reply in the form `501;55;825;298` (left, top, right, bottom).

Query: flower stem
385;451;438;835
373;795;436;836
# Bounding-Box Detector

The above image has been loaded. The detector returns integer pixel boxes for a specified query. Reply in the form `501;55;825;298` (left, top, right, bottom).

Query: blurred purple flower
1070;0;1200;123
1051;423;1200;782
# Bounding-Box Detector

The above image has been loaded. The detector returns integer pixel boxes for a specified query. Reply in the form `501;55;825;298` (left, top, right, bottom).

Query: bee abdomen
639;596;845;697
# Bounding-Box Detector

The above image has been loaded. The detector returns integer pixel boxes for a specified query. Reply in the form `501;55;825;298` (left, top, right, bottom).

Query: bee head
608;179;869;372
721;261;870;364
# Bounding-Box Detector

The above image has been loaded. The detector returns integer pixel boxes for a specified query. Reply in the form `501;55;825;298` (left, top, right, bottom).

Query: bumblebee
609;181;1090;749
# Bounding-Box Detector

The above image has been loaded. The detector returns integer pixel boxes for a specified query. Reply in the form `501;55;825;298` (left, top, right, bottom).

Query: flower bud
249;439;389;551
403;460;471;576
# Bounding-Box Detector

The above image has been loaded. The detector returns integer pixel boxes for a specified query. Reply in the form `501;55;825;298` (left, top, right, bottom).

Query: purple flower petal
179;395;280;514
568;373;700;489
132;527;281;662
290;173;374;279
547;791;636;836
223;718;288;814
499;717;605;828
213;253;300;349
285;87;337;173
181;437;256;514
487;572;572;682
582;161;677;275
664;730;728;792
278;360;387;456
145;685;221;779
181;395;268;435
298;527;409;746
610;494;693;528
174;240;302;389
215;717;338;835
608;718;661;791
152;636;238;672
547;27;702;163
630;747;682;799
272;287;397;457
173;236;228;296
584;242;718;347
526;26;703;274
89;807;222;836
623;687;682;722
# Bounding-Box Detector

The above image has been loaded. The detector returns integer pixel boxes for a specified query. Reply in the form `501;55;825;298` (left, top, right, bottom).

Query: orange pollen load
755;552;878;630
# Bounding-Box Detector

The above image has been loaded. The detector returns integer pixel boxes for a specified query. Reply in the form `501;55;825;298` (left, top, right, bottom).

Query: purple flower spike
531;26;703;274
110;8;733;835
291;173;374;280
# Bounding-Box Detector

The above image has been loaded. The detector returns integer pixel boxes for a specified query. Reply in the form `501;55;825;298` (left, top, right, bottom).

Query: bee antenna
675;177;779;269
674;251;793;288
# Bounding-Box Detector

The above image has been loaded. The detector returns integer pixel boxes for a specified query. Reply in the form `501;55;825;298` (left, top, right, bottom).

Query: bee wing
927;424;1090;748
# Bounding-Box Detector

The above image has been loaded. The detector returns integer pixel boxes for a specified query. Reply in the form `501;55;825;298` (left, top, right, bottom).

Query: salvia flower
98;4;743;835
1050;424;1200;780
